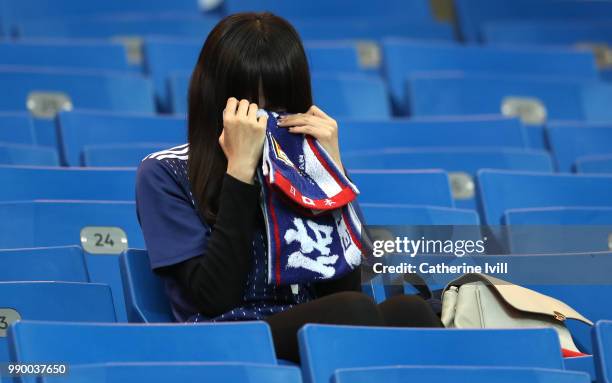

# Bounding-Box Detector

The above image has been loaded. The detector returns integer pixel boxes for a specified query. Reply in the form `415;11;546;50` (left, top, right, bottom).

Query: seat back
57;111;185;166
577;156;612;174
360;204;479;225
0;166;136;202
334;366;590;383
477;170;612;224
0;246;88;282
299;325;563;383
8;321;277;367
0;144;58;166
0;68;155;114
0;282;116;362
344;148;552;209
348;170;453;207
547;123;612;172
0;41;129;71
483;20;612;46
0;113;35;145
593;320;612;383
83;143;177;167
339;117;527;152
120;250;173;323
311;74;390;118
381;39;597;110
38;362;302;383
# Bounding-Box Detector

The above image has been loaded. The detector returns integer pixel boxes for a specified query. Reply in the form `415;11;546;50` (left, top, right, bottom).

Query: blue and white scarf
258;110;363;286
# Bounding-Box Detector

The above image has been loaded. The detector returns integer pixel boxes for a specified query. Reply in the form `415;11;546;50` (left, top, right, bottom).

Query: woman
136;12;442;363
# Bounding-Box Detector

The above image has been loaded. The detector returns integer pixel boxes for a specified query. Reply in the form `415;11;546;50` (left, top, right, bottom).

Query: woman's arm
157;174;260;318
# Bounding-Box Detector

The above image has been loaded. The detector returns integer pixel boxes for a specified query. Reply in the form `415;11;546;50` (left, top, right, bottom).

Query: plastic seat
38;362;303;383
311;73;390;118
348;170;453;207
120;250;173;323
15;14;220;39
381;39;597;112
593;320;612;383
406;73;612;122
57;111;185;166
0;282;116;362
576;155;612;174
0;112;36;145
0;68;156;147
477;170;612;224
0;246;88;282
0;41;129;71
298;325;564;383
360;204;479;225
547;122;612;172
454;0;612;42
0;200;145;322
344;148;552;209
83;143;177;167
0;166;136;202
339;116;527;152
8;321;277;368
333;366;590;383
483;20;612;46
0;143;58;166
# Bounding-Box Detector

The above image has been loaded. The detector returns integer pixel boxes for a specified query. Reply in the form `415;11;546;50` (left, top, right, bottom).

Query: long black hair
187;12;313;224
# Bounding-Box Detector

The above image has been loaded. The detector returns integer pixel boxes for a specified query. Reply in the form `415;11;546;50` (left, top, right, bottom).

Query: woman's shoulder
137;143;190;187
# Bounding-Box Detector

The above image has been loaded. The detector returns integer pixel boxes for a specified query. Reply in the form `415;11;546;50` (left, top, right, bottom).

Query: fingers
247;102;259;120
224;97;238;117
257;113;269;128
278;114;325;128
307;105;332;120
236;99;250;117
286;125;315;136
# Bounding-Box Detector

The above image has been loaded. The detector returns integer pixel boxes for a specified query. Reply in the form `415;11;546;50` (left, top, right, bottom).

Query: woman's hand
278;105;344;170
219;97;268;184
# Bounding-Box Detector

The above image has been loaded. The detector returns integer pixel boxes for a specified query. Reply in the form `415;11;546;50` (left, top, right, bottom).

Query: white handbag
441;273;592;353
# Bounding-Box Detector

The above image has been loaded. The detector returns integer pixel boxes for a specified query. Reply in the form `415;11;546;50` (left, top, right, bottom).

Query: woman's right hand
219;97;268;184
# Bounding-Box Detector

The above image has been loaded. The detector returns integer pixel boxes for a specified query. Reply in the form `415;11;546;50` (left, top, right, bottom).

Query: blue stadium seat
407;73;612;122
0;200;144;322
292;19;454;41
339;116;528;152
145;39;371;111
477;170;612;224
120;250;173;323
360;204;480;225
223;0;434;21
505;207;612;225
0;41;129;71
38;362;303;383
547;122;612;172
298;325;563;383
15;14;220;39
593;320;612;383
0;246;88;282
8;321;278;368
454;0;612;42
0;282;116;362
577;155;612;174
171;72;391;118
0;0;202;34
311;74;390;118
83;143;176;167
0;68;155;147
348;170;453;207
333;366;590;383
381;39;598;112
0;112;36;145
0;166;136;201
344;148;552;209
483;20;612;46
0;143;58;165
57;111;185;166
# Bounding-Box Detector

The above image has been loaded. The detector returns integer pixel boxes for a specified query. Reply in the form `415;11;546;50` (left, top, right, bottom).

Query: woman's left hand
278;105;343;170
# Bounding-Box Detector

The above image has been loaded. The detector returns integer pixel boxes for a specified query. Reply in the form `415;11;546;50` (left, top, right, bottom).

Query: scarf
258;110;363;286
